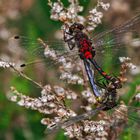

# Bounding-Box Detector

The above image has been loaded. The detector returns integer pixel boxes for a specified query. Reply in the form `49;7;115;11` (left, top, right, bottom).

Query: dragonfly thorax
64;23;95;59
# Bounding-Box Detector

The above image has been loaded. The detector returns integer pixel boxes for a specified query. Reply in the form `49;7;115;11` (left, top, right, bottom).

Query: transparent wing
113;104;140;138
45;105;105;134
91;14;140;77
93;14;140;70
9;35;68;58
9;35;80;70
45;103;140;136
93;13;140;50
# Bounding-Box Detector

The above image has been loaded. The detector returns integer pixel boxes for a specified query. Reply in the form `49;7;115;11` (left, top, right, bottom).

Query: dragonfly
12;13;140;104
63;22;124;105
11;13;140;135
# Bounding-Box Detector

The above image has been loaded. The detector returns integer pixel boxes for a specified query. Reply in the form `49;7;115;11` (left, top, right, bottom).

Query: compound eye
69;27;74;34
79;24;84;30
76;23;84;30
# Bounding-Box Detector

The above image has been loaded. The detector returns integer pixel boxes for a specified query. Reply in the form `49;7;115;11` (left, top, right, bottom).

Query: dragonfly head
69;23;84;34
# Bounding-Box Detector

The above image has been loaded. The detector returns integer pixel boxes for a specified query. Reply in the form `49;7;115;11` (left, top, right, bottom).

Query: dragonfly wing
45;105;105;134
45;104;140;137
92;14;140;76
92;13;140;71
120;106;140;138
93;13;140;50
107;104;140;136
83;59;102;98
9;35;67;59
10;35;81;70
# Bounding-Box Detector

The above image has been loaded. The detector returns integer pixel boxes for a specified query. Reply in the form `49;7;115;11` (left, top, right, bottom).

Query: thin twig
10;64;43;89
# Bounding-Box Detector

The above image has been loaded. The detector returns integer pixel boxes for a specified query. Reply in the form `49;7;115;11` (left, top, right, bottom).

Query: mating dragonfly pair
13;13;140;132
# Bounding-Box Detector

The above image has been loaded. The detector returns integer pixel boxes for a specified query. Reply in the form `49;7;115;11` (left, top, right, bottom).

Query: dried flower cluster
86;0;110;31
133;85;140;102
119;57;136;82
134;93;140;101
48;0;110;31
81;88;97;111
8;85;77;116
0;60;15;68
48;0;84;23
8;82;131;140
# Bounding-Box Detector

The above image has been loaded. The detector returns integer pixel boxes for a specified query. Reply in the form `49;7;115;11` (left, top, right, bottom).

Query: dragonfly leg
63;31;75;50
95;81;106;89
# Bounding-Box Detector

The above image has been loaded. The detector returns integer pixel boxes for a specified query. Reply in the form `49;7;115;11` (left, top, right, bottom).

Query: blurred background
0;0;140;140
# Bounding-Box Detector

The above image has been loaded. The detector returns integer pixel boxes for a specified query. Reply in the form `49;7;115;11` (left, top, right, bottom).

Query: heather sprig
48;0;110;31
